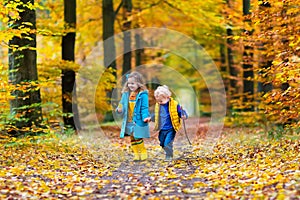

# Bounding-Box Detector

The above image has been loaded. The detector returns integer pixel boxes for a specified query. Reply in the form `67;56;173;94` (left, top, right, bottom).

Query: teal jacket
116;90;150;139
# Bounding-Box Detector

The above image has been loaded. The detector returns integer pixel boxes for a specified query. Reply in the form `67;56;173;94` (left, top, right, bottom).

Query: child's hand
117;104;122;113
143;117;151;123
181;107;188;120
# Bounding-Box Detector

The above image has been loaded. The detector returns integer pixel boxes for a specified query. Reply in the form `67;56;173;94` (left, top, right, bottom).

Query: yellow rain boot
138;140;148;161
131;144;140;161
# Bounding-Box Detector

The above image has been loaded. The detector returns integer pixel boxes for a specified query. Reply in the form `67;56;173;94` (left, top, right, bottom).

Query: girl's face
155;95;169;105
127;77;139;92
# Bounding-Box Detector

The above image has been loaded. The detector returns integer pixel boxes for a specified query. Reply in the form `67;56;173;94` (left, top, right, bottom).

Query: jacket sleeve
177;104;188;119
140;92;150;120
116;93;125;116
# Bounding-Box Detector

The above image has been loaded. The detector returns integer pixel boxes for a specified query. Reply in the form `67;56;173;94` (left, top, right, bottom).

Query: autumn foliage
0;0;300;198
250;0;300;127
221;0;300;128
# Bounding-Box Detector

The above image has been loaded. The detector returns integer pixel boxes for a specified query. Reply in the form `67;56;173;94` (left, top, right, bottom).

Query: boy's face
155;95;169;105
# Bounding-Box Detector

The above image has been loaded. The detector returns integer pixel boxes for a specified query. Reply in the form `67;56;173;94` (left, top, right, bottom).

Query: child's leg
131;136;142;161
164;142;174;160
163;129;176;160
158;130;167;147
158;131;167;158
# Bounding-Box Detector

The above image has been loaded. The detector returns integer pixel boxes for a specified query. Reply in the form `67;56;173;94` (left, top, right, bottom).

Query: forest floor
96;117;219;199
94;117;300;199
0;117;300;199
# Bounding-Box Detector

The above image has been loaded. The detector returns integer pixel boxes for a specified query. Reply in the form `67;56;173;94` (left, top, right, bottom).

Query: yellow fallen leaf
193;181;207;187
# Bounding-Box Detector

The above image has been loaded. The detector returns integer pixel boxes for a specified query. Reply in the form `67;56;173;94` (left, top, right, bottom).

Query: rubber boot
131;144;140;161
138;141;148;161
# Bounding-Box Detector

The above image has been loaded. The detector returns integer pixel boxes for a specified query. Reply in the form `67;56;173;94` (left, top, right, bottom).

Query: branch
162;0;183;13
115;1;123;16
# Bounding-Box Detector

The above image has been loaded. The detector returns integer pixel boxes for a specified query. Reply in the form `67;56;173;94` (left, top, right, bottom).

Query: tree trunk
242;0;254;111
134;4;143;68
102;0;117;122
122;0;132;83
103;0;117;74
220;43;230;114
62;0;80;130
8;0;42;132
257;1;273;93
226;0;238;99
135;32;143;67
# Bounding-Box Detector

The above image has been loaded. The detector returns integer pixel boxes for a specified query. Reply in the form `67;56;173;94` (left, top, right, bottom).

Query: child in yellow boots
116;72;151;161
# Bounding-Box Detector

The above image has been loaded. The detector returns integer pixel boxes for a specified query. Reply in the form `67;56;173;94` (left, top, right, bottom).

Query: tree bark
135;32;143;67
220;43;230;113
257;1;273;93
8;0;42;131
226;0;238;98
62;0;80;130
122;0;132;84
242;0;254;111
134;3;143;68
103;0;117;74
102;0;117;122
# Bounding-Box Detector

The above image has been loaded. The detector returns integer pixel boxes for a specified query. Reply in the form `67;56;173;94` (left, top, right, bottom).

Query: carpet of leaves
0;119;300;199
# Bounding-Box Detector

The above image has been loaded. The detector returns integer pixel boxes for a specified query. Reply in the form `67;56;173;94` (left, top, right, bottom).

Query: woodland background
0;0;299;199
0;0;299;133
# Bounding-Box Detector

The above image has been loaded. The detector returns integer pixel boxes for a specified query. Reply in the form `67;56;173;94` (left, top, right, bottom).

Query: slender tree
102;0;122;121
62;0;80;130
122;0;132;83
257;1;273;93
242;0;254;111
226;0;238;110
220;43;230;113
135;32;143;67
133;2;144;68
103;0;117;75
8;0;42;132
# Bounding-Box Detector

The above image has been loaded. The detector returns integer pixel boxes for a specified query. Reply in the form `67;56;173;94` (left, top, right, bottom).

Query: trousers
159;129;176;157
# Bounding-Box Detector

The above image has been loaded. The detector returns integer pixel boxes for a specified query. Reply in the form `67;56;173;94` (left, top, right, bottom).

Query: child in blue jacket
152;85;188;161
116;72;151;161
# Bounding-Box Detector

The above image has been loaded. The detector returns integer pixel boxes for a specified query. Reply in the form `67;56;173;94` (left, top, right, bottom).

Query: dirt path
96;117;213;199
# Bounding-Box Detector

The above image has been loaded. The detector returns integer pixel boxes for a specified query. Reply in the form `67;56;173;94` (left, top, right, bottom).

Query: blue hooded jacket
116;90;150;139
